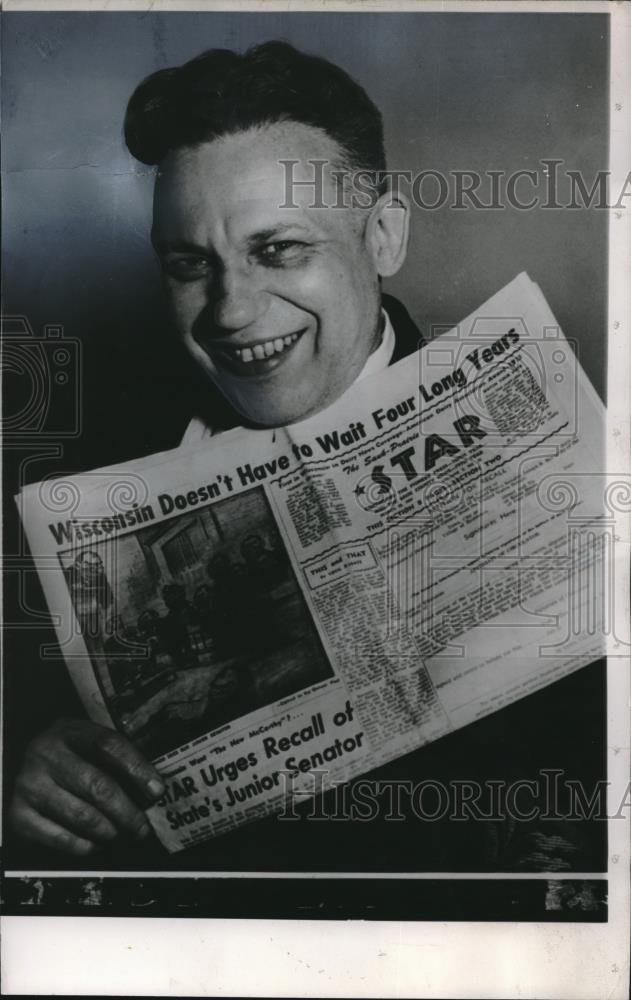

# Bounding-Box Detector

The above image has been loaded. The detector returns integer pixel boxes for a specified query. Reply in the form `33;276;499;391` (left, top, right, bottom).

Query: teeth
228;332;302;364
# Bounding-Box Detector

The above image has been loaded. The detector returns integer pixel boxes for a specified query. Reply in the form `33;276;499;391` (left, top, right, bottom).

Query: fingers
9;796;98;857
22;779;119;845
55;759;151;838
17;741;152;843
64;721;165;803
10;719;163;853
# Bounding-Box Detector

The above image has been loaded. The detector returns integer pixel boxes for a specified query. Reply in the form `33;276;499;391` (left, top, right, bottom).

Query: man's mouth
206;328;307;376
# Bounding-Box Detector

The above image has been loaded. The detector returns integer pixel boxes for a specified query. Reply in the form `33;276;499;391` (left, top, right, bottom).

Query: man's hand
9;718;165;856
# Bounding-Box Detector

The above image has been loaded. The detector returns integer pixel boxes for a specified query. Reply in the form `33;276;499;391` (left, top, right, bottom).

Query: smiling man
9;41;423;857
136;45;412;432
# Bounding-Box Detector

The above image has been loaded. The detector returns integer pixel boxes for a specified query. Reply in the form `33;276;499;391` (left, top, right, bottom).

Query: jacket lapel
383;293;425;365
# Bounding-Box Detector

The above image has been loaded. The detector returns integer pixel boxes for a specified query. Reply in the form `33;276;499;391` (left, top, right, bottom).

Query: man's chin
208;362;356;429
232;402;315;430
220;384;323;430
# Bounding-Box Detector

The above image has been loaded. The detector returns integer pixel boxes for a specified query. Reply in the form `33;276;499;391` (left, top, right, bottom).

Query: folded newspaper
17;273;606;852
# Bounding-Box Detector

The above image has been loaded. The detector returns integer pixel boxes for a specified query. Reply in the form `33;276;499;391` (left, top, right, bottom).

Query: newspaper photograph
17;273;608;852
59;489;333;758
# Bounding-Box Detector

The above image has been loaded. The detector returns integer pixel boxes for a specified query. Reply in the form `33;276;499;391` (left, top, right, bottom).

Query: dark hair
124;40;386;181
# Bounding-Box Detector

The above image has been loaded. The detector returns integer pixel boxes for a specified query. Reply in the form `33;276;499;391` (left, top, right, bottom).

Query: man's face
152;123;389;427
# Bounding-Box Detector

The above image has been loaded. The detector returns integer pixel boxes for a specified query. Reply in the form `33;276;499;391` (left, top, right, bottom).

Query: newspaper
16;272;606;853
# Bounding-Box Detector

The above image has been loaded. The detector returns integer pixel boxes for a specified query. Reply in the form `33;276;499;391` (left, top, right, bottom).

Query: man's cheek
167;284;203;329
285;262;340;302
183;338;220;382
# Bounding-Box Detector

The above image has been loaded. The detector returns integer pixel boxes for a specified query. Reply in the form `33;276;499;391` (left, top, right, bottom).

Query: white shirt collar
353;307;395;382
180;308;395;448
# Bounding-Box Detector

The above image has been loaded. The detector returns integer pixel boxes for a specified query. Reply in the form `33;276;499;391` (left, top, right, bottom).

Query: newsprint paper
17;272;607;853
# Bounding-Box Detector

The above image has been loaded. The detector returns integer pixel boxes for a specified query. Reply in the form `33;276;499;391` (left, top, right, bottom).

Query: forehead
152;122;354;239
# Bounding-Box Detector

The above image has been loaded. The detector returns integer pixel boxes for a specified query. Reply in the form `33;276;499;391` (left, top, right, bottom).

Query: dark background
2;11;608;895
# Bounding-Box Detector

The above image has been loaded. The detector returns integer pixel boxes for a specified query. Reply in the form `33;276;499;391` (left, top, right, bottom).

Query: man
8;43;601;871
8;41;420;856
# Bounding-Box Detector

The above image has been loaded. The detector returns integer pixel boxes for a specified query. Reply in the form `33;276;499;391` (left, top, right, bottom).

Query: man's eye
163;256;210;281
258;241;308;264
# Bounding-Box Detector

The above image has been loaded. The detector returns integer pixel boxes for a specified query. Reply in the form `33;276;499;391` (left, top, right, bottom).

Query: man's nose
210;264;269;333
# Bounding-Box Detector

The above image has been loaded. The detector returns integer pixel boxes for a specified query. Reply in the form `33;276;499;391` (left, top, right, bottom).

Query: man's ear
364;190;410;277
